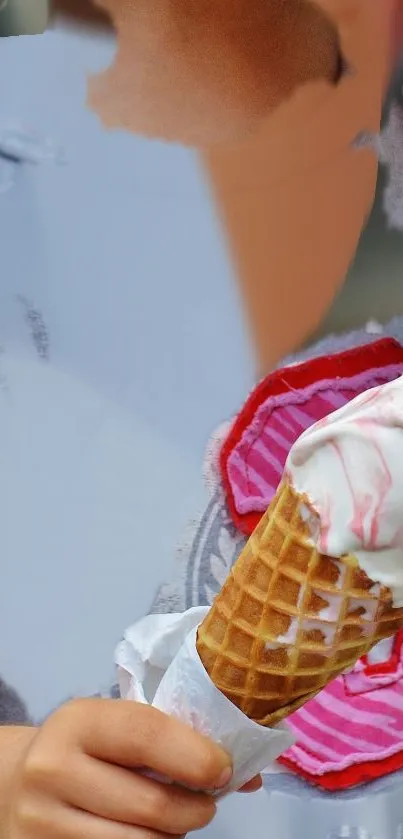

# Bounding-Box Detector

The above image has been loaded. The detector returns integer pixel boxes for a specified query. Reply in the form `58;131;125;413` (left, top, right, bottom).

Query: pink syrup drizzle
328;423;392;552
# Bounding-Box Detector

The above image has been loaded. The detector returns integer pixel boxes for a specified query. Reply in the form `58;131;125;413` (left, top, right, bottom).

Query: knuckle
23;747;69;795
24;752;56;791
17;793;74;839
16;794;48;833
15;796;36;828
51;697;100;745
57;697;92;723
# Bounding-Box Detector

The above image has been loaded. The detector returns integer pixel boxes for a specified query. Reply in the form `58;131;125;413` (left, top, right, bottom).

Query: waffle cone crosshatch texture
196;480;403;727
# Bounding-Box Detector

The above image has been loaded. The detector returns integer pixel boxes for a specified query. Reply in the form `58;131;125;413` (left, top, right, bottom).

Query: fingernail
216;765;233;789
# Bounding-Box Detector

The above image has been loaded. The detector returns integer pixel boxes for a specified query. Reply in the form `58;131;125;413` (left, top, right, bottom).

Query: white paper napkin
116;607;294;793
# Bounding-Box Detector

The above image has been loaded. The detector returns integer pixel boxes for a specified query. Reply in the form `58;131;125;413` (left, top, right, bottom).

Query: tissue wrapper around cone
116;607;294;793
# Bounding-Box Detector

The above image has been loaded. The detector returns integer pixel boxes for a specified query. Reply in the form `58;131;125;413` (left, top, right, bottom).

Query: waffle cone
196;480;403;727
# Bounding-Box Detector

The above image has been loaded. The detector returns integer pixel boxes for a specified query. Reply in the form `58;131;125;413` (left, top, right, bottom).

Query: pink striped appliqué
282;632;403;777
226;364;403;516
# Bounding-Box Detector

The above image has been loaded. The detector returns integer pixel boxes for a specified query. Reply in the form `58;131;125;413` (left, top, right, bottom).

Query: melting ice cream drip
299;618;338;648
287;377;403;607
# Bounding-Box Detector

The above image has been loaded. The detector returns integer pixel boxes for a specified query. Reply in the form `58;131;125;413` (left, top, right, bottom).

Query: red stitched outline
278;748;403;792
358;630;403;678
220;339;403;536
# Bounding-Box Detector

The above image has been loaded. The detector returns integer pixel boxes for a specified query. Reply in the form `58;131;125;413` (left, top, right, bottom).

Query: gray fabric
150;492;246;615
0;678;31;725
152;317;403;616
282;317;403;366
256;769;403;839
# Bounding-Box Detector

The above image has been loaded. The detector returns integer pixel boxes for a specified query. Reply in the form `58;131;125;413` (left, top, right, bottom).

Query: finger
20;797;182;839
64;699;232;791
57;752;216;835
238;775;263;793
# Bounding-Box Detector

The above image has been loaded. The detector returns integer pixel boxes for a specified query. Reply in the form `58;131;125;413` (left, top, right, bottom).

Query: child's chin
88;0;340;148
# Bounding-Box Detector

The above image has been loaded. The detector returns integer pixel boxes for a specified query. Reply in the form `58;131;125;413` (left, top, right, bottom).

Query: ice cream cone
196;479;403;727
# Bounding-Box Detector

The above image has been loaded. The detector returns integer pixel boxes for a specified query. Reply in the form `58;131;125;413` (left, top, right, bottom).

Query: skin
0;699;261;839
52;0;111;28
54;0;341;128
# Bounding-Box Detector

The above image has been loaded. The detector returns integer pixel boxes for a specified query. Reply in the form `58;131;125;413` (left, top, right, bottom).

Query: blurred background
0;21;252;722
319;81;403;337
0;10;403;724
0;0;49;34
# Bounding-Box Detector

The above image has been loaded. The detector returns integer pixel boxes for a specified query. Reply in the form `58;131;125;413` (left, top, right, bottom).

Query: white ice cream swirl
286;375;403;607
